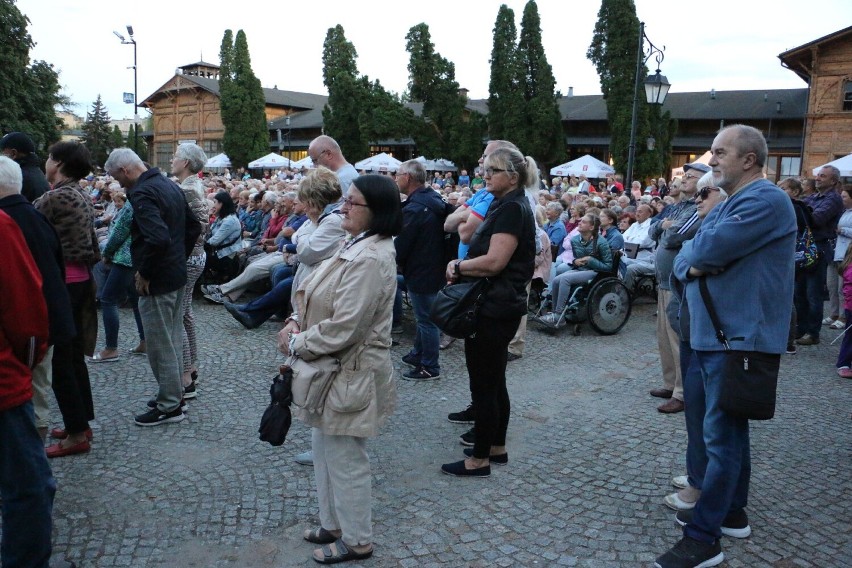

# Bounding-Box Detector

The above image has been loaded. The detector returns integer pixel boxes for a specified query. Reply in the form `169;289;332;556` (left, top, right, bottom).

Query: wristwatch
454;260;462;277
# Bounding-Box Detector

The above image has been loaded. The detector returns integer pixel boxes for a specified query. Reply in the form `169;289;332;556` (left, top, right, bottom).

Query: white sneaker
822;316;836;325
830;320;846;330
294;450;313;465
672;475;689;489
664;486;702;511
538;312;559;325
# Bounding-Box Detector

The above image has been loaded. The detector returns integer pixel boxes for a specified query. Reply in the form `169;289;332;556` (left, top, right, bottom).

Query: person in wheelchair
538;213;612;326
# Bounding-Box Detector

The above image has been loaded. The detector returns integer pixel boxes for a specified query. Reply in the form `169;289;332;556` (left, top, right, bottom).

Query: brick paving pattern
33;300;852;567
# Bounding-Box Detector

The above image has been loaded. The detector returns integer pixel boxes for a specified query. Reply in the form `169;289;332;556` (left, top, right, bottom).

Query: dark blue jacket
128;168;200;295
0;194;75;344
395;186;451;294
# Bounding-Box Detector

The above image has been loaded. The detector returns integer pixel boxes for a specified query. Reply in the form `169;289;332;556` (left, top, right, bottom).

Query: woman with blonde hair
440;147;536;477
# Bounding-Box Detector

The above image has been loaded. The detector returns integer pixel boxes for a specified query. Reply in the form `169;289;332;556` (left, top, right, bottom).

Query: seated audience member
539;214;612;324
599;209;624;251
544;202;567;259
204;192;242;280
620;203;655;289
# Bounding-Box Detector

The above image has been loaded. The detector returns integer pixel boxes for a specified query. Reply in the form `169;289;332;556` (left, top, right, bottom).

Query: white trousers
312;428;372;546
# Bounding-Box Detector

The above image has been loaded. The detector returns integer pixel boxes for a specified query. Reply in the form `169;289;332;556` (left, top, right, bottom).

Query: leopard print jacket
35;179;100;265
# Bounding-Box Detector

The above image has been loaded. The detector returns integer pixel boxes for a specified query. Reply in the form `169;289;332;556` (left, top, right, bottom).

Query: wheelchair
531;250;632;336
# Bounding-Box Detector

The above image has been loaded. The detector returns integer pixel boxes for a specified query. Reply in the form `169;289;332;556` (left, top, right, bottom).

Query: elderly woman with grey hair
170;143;210;397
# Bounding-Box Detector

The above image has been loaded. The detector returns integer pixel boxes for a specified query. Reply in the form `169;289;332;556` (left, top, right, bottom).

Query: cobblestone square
42;300;851;567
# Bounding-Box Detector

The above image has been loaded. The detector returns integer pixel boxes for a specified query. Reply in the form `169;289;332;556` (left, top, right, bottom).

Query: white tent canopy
813;153;852;176
248;153;296;169
431;158;457;172
550;154;615;178
205;153;231;168
291;156;314;169
672;150;711;178
354;152;402;173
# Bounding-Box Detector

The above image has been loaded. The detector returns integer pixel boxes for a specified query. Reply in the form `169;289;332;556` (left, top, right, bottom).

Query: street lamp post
114;26;137;153
626;22;671;188
285;116;291;166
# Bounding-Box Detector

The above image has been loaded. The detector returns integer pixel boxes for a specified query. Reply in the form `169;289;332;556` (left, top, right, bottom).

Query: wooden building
779;25;852;175
141;61;812;180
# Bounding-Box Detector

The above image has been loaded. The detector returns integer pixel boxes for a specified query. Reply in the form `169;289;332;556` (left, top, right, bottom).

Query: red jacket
0;210;48;412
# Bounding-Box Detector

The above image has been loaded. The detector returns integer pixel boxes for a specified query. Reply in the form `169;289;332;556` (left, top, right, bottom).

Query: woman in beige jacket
279;174;402;564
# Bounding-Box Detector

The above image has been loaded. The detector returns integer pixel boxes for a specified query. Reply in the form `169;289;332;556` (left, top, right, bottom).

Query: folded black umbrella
258;365;293;446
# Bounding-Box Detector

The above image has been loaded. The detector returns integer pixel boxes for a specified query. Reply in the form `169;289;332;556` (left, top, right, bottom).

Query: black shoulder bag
430;278;490;339
698;277;780;420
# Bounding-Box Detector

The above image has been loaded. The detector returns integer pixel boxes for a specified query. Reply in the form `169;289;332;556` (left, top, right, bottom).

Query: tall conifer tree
588;0;671;181
517;0;564;165
488;5;525;142
81;95;112;168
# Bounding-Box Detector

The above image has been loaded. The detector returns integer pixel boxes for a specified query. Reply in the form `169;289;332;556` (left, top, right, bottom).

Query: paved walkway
38;299;850;567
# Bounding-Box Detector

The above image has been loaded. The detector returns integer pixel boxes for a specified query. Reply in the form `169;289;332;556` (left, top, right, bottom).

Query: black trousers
464;314;519;459
52;281;95;434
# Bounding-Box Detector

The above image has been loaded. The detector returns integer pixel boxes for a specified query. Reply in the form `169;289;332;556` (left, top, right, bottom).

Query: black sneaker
183;379;197;400
654;536;723;568
463;447;508;465
402;367;440;381
447;404;475;424
401;353;420;367
224;302;263;330
134;406;186;427
459;427;475;446
675;509;751;538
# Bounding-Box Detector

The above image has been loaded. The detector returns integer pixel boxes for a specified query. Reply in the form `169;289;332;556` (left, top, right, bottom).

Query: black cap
0;132;36;154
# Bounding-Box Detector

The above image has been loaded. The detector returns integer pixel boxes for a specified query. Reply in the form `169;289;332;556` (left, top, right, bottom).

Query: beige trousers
657;289;682;400
31;345;55;429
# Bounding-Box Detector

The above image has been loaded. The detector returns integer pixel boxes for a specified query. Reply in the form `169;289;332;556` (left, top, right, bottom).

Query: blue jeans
681;341;707;491
0;401;55;567
270;264;294;288
242;276;294;322
392;275;406;327
407;291;439;373
794;241;831;338
684;350;751;544
100;263;144;349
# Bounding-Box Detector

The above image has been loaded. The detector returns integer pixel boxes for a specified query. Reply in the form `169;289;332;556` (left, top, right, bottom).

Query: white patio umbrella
813;153;852;176
205;153;231;168
354;152;402;173
549;155;614;178
248;153;295;169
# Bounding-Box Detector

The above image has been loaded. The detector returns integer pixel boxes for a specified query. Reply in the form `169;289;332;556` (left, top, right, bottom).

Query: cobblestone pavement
35;298;851;567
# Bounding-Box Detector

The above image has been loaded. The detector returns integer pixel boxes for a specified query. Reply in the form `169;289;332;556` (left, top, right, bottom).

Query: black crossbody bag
698;277;780;420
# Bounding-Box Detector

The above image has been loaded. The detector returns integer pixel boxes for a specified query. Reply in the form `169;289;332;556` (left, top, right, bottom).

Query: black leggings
464;314;519;459
52;281;95;434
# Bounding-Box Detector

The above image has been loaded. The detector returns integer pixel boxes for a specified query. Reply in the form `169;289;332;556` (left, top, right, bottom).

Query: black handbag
698;278;780;420
258;365;293;446
430;278;490;339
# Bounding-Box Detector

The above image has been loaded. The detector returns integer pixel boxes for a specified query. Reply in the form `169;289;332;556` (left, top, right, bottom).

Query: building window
780;156;801;177
202;139;223;155
844;81;852;112
156;142;174;171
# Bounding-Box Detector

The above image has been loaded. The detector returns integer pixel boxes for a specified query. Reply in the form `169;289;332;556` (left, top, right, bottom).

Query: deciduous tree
0;0;65;150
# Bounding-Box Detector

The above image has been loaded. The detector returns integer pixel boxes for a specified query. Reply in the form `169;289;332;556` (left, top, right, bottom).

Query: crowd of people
0;124;847;567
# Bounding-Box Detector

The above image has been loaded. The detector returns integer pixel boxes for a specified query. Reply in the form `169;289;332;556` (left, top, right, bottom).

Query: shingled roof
558;88;807;121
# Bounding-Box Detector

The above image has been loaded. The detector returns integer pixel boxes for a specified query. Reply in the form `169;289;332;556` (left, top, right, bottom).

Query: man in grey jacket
649;163;705;414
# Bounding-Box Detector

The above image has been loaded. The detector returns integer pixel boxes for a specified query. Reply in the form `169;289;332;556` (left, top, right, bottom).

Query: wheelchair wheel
586;278;631;335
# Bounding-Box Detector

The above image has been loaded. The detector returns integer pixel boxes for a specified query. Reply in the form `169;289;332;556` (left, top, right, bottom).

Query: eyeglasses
683;173;700;180
342;196;368;208
394;172;409;178
484;167;510;176
309;149;327;162
696;187;720;201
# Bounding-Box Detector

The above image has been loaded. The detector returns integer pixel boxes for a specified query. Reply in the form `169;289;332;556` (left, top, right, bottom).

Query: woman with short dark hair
279;174;400;565
36;141;99;457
